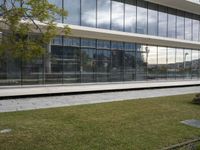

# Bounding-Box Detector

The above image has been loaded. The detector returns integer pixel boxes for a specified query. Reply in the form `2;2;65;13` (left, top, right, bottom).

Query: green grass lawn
0;94;200;150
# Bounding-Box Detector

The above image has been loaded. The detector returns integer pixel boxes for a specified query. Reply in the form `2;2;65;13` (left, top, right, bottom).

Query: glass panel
147;46;157;80
124;43;135;51
48;0;63;23
45;45;63;84
167;48;176;79
111;0;124;31
191;50;199;78
124;51;136;81
81;48;97;82
22;58;44;85
111;50;124;81
185;14;192;41
64;0;80;25
184;49;192;79
193;15;199;41
63;47;81;83
158;6;167;37
96;49;111;82
125;0;136;33
111;41;123;50
177;11;185;40
81;39;96;48
97;0;111;29
97;40;110;49
81;0;96;27
137;0;147;34
64;37;80;47
148;3;158;36
168;8;176;38
136;44;147;80
176;48;184;79
158;47;167;79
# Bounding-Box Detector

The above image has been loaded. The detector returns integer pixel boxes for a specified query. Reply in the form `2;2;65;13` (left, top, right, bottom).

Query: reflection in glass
111;50;124;81
48;0;63;23
125;0;136;33
81;48;97;82
137;1;147;34
185;14;192;41
136;44;147;80
177;11;185;40
147;46;157;80
96;49;111;82
81;0;96;27
112;0;124;31
193;15;199;41
148;3;158;36
176;49;184;79
63;46;81;83
191;50;199;78
97;0;111;29
45;45;63;84
168;8;176;38
184;49;192;79
167;48;176;79
158;47;167;79
158;6;167;37
64;0;80;25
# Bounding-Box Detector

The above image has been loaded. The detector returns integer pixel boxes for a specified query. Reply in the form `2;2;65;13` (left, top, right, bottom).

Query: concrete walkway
0;86;199;113
0;80;200;98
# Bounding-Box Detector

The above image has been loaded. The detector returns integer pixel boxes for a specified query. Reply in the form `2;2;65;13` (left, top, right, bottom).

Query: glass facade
0;37;199;86
0;0;200;86
56;0;200;42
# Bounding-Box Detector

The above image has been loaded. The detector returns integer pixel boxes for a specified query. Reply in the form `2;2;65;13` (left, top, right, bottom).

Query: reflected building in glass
0;0;200;86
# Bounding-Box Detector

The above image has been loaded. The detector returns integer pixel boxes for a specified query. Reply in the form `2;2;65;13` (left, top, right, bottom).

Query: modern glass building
0;0;200;86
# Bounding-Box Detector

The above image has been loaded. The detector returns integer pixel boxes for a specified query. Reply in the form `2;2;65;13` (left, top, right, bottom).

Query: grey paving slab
0;86;199;113
181;119;200;128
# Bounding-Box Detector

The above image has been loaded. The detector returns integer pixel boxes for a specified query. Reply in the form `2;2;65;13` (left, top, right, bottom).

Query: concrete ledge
0;80;200;99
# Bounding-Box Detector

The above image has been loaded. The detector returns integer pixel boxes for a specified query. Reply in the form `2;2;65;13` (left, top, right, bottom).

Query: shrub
192;94;200;105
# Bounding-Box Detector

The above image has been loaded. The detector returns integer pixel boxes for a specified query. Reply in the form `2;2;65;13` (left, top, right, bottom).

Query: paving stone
181;119;200;128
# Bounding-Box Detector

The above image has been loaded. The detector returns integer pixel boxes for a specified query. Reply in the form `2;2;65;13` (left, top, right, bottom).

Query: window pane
137;1;147;34
177;11;185;40
191;50;199;78
48;0;63;23
96;49;111;82
168;8;176;38
158;6;167;37
22;58;44;85
97;0;111;29
167;48;176;79
81;0;96;27
184;49;192;79
147;46;157;80
45;45;63;84
176;49;184;79
148;3;158;36
81;48;97;82
63;47;81;83
158;47;167;79
111;50;124;81
125;0;136;33
185;14;192;41
112;0;124;31
193;15;199;41
136;44;147;80
64;0;80;25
